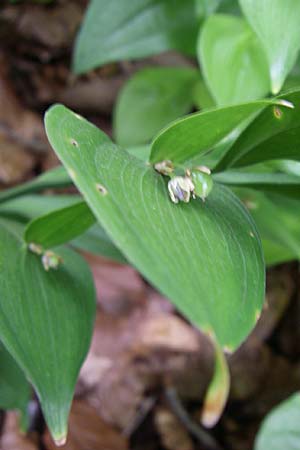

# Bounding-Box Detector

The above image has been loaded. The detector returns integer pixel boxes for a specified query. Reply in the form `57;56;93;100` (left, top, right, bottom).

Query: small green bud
190;167;213;201
168;176;195;204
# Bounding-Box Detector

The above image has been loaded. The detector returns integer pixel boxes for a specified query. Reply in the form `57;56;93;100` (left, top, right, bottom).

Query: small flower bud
168;176;195;204
42;251;63;271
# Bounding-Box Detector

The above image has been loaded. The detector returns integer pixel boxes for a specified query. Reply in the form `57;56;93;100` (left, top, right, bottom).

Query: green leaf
255;393;300;450
114;67;199;146
218;0;241;15
237;188;300;262
192;76;216;110
24;201;96;250
0;341;31;429
126;145;151;162
72;224;127;264
0;195;127;264
240;0;300;94
201;337;230;427
0;223;96;444
195;0;220;19
0;166;71;204
261;238;295;267
0;194;80;222
45;104;265;351
216;89;300;170
214;171;300;198
199;14;270;105
150;98;289;166
73;0;199;74
267;160;300;177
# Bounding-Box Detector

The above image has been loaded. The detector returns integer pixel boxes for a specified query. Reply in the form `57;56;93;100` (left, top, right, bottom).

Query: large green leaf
198;14;270;105
24;201;96;249
240;0;300;94
216;89;300;170
45;104;265;351
73;0;198;74
255;393;300;450
0;342;31;429
0;223;96;444
114;67;199;146
214;171;300;198
150;98;289;165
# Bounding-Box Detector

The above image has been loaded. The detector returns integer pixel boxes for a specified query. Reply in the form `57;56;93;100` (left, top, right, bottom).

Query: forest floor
0;1;300;449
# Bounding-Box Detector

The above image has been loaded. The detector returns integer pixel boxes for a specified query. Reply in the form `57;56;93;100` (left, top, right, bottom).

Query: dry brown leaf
44;401;128;450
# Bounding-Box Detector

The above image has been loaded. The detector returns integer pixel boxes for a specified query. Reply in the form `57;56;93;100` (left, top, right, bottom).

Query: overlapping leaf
0;222;96;444
24;201;96;249
114;67;198;146
45;104;265;351
216;89;300;170
150;98;289;165
199;14;270;105
214;171;300;198
240;0;300;94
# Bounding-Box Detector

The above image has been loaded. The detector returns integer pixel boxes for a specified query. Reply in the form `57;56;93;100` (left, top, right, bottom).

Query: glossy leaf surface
45;104;265;351
150;98;288;165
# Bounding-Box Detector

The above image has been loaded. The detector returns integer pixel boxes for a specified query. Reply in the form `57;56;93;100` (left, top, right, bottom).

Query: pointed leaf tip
201;335;230;428
54;436;67;447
